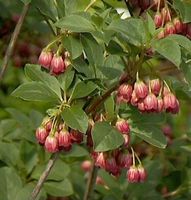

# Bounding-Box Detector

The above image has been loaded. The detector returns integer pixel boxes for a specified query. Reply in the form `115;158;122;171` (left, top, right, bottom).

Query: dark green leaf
55;14;95;32
58;69;75;92
62;105;88;133
25;64;62;100
173;0;191;23
20;0;31;4
63;36;83;59
81;34;104;67
152;38;181;67
12;82;60;102
131;125;167;149
104;95;115;121
107;18;147;46
92;122;124;152
70;81;97;100
44;179;73;196
0;167;22;200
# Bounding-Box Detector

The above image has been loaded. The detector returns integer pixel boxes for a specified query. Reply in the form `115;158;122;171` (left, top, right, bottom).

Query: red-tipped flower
44;135;58;153
134;80;149;99
165;22;176;36
58;129;71;149
116;119;130;134
127;166;140;183
161;7;171;23
38;51;53;69
70;130;83;144
117;152;133;169
150;79;161;95
95;152;106;169
173;17;183;33
163;92;179;114
154;12;163;28
36;126;49;144
50;54;65;75
118;84;133;103
81;160;92;172
143;93;158;112
105;156;120;176
157;97;164;112
137;165;147;182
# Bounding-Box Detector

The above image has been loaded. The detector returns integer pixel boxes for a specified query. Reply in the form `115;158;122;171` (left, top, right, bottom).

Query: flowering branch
0;3;30;82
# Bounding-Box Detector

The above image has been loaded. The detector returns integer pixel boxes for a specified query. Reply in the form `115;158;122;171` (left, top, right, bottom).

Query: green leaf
58;69;75;92
12;82;60;102
131;125;167;149
31;160;70;181
64;145;88;158
98;67;122;80
70;81;97;100
44;179;73;197
25;64;62;100
146;13;155;35
92;122;124;152
20;0;31;4
152;38;181;67
19;141;38;174
55;14;95;32
173;0;191;23
167;34;191;53
107;18;147;46
0;167;22;200
0;142;20;166
104;95;115;121
81;34;104;67
62;105;88;133
63;36;83;59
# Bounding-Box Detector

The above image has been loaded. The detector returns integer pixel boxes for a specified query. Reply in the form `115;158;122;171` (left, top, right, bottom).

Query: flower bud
44;135;58;153
116;119;130;134
138;101;145;112
157;29;165;39
173;17;183;33
38;51;53;69
161;7;171;23
157;97;164;112
81;160;92;172
134;80;149;99
127;166;139;183
117;152;133;169
36;126;49;144
70;130;83;144
58;129;71;148
95;152;106;169
105;156;120;176
150;79;161;95
96;176;106;186
165;22;176;36
154;12;163;28
162;124;172;137
130;91;139;106
143;93;158;112
123;134;131;147
118;84;133;103
163;92;179;114
137;165;147;182
50;54;65;75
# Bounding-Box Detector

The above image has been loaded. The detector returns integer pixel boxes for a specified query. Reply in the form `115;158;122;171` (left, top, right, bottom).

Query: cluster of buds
35;117;83;153
38;49;71;75
153;3;191;39
162;124;173;145
117;78;179;114
127;165;147;183
92;149;133;177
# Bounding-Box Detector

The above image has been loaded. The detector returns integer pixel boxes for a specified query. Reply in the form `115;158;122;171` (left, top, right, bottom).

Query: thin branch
83;160;98;200
0;3;30;82
84;0;97;12
30;153;59;200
